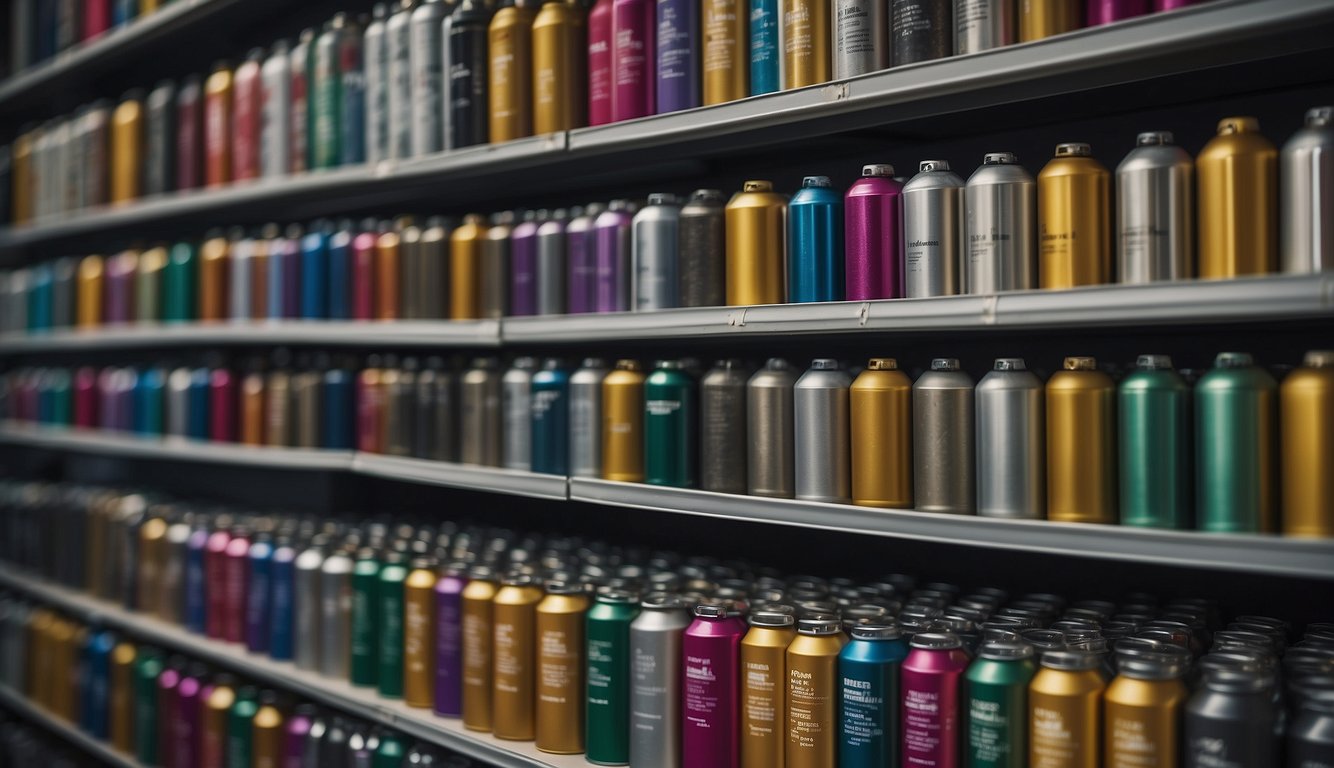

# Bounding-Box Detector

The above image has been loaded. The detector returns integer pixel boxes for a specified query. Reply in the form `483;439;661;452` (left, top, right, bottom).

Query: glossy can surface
1116;131;1193;283
1197;117;1278;278
1104;671;1187;767
1046;357;1116;524
594;202;634;312
701;360;750;494
203;66;233;187
145;81;176;195
503;357;537;470
611;0;655;121
602;360;646;482
683;605;744;768
1183;666;1279;768
846;164;905;299
750;0;780;95
111;94;144;203
851;359;914;509
483;214;514;318
904;160;965;297
839;626;909;768
902;634;971;768
703;0;747;104
892;0;951;65
644;361;696;488
586;592;639;765
492;577;543;739
781;0;830;88
410;1;447;156
795;359;851;503
656;0;700;113
531;360;571;475
570;359;610;478
786;619;843;768
955;0;1014;53
536;587;590;754
1038;143;1111;288
537;212;569;314
1118;355;1191;529
462;571;498;731
434;570;466;717
588;0;614;126
404;562;438;708
834;0;889;77
261;42;292;178
364;7;388;164
1018;0;1079;41
629;595;690;767
633;194;682;310
233;52;263;179
914;358;974;515
1087;0;1147;24
449;1;492;149
788;176;844;303
450;214;486;320
726;180;787;306
976;358;1044;519
965;152;1036;293
489;3;536;143
461;358;502;467
1029;654;1105;768
533;0;588;133
748;358;797;498
965;643;1037;768
1281;106;1334;273
1195;352;1277;533
1281;350;1334;536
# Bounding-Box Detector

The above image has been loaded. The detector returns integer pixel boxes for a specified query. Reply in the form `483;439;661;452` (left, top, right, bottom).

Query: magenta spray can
223;526;251;644
73;367;100;428
170;664;205;768
683;602;743;768
204;527;231;639
594;200;634;312
177;76;204;191
1151;0;1193;10
901;632;970;767
845;163;905;300
156;660;183;767
611;0;655;122
510;211;541;317
589;0;615;126
209;367;236;442
284;704;316;768
1087;0;1148;25
434;566;465;717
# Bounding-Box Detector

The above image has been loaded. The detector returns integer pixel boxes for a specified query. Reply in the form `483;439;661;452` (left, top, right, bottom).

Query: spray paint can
750;0;780;95
416;357;458;461
384;1;412;158
740;610;795;768
794;359;851;503
586;589;640;765
1183;660;1279;768
502;357;537;470
602;359;646;482
232;49;263;181
570;358;609;478
289;29;314;173
533;0;588;133
901;632;970;768
595;200;634;312
781;0;830;88
588;0;614;126
627;593;689;767
656;0;700;113
1029;650;1105;768
268;537;296;661
912;358;974;515
341;19;366;167
633;193;682;310
176;74;204;189
462;566;499;731
489;1;536;143
462;357;503;467
145;80;176;195
678;189;727;307
259;41;292;179
411;0;448;156
1046;356;1116;524
702;0;747;104
535;580;590;754
1195;352;1277;533
404;557;438;709
1281;350;1334;536
567;203;603;313
954;0;1013;53
227;686;260;768
787;176;844;303
203;64;234;187
976;358;1044;519
311;19;347;170
433;565;466;718
964;640;1036;768
1017;0;1079;42
786;615;843;768
531;359;570;475
511;211;542;317
845;164;905;300
839;624;908;768
726;180;787;305
1038;142;1111;288
111;92;144;202
903;160;964;297
245;533;273;653
1087;0;1145;25
850;358;913;509
1115;131;1192;283
1118;355;1190;529
105;251;138;324
833;0;889;78
965;152;1036;293
1198;117;1277;278
492;572;543;739
483;211;514;318
449;214;485;320
320;545;354;681
680;602;743;768
364;5;389;164
448;0;491;149
1103;641;1189;767
645;359;696;487
373;225;401;320
611;0;655;121
892;0;951;65
700;360;750;494
351;549;382;687
376;549;408;699
536;210;569;314
76;255;103;327
293;540;324;671
1281;106;1334;273
747;359;797;498
201;674;235;768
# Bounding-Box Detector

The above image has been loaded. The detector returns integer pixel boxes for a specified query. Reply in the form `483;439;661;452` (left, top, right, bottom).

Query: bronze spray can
1281;350;1334;537
451;214;487;320
492;572;544;740
1047;356;1117;524
742;610;796;768
726;180;788;306
136;516;168;614
532;0;587;133
1019;0;1081;42
1104;641;1189;768
112;92;145;204
1030;650;1105;768
404;556;439;709
376;226;401;320
198;235;230;322
204;63;234;188
462;566;499;732
1039;143;1111;289
850;358;914;509
77;255;105;327
110;641;138;753
786;616;843;768
489;1;537;142
602;359;646;481
536;580;590;754
241;361;266;446
781;0;831;89
1197;116;1278;278
252;692;284;768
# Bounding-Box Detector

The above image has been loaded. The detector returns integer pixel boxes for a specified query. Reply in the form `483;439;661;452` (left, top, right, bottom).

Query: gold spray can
136;247;167;322
110;641;138;752
1197;116;1278;278
492;572;544;740
198;236;230;322
375;226;401;320
252;694;284;768
462;566;499;732
742;610;795;768
404;557;439;709
1030;650;1105;768
785;616;842;768
12;131;33;223
602;359;646;481
1282;350;1334;537
450;214;487;320
265;367;292;447
202;678;236;765
1047;356;1117;524
137;516;167;614
1039;143;1111;289
490;3;537;143
726;180;788;306
77;254;105;327
111;93;144;204
204;63;234;188
1019;0;1081;42
27;609;53;705
850;358;914;509
48;617;76;719
535;580;589;754
241;365;266;446
780;0;830;89
703;0;747;104
533;0;587;133
1103;642;1189;768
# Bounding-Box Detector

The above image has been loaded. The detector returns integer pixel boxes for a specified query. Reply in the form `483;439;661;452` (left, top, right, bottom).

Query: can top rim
978;640;1035;660
801;176;832;188
1040;649;1101;670
862;164;895;177
918;159;951;172
1307;106;1333;127
641;592;685;609
797;617;842;635
1303;350;1334;368
1216;116;1261;134
1214;351;1254;369
1135;131;1175;146
983;152;1019;164
1055;142;1092;156
687;189;725;203
750;610;796;627
850;623;903;640
1134;354;1174;370
809;358;840;371
866;358;899;371
910;632;962;649
742;180;774;192
993;357;1027;371
1062;356;1097;371
646;193;679;206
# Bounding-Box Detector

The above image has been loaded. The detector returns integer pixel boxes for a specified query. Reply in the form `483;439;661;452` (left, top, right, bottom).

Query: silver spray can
416;356;458;461
502;357;537;471
363;4;390;165
748;358;797;498
965;152;1036;294
903;159;965;297
913;358;974;515
482;211;514;319
81;103;111;208
229;232;256;321
700;359;749;495
261;39;292;179
294;539;326;672
536;209;569;315
290;29;314;174
679;189;727;308
161;519;192;624
319;544;354;680
953;0;1013;55
795;359;852;503
166;367;193;437
461;357;503;467
410;0;448;157
834;0;889;79
633;193;682;311
975;357;1044;519
570;358;609;478
145;80;176;196
1116;131;1193;283
629;593;691;768
1281;106;1334;273
385;0;414;160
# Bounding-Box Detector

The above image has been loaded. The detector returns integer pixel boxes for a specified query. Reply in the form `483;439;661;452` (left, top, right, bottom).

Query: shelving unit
353;454;569;500
0;684;145;768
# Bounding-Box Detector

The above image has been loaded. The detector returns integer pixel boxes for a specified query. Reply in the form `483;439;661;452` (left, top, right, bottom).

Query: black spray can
892;0;952;66
700;359;749;494
448;0;491;149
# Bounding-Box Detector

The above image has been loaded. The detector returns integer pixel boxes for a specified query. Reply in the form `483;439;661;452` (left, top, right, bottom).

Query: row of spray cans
1;482;1332;767
0;597;464;768
7;0;171;75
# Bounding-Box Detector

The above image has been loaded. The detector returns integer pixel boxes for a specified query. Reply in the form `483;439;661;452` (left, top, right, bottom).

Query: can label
411;15;444;155
289;57;309;173
588;10;613;124
388;19;412;158
841;673;885;749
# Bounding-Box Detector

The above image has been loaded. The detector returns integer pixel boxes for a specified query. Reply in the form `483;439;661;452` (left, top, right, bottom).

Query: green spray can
311;15;345;169
378;547;408;698
163;242;198;322
644;360;697;488
965;640;1036;768
1195;352;1278;533
132;648;164;765
350;546;382;687
225;685;259;768
1119;354;1192;529
374;731;407;768
586;589;640;765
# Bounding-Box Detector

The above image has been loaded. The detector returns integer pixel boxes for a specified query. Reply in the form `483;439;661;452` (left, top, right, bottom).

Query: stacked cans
7;0;169;74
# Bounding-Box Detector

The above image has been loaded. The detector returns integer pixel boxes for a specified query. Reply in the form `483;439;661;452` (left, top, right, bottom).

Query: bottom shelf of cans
1;482;1333;768
0;683;143;768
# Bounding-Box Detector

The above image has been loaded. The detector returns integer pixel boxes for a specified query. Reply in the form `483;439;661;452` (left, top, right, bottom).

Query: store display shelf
353;453;570;501
0;319;501;354
0;684;145;768
568;478;1334;579
0;570;585;768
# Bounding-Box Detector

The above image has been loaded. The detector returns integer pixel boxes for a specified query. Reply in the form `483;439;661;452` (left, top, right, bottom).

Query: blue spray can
187;367;211;440
84;629;117;739
322;358;356;450
839;623;908;767
327;223;354;320
134;367;165;435
530;358;570;475
301;224;330;319
245;533;274;654
749;0;780;95
789;175;845;303
268;536;297;661
184;522;209;634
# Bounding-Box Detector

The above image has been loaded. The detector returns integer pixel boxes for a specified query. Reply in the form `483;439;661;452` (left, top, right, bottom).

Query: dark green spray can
350;546;381;687
163;242;198;322
374;731;407;767
132;648;164;765
312;15;345;169
378;547;408;698
644;360;696;488
965;640;1037;768
586;589;640;765
225;685;259;768
1195;352;1277;533
1119;354;1192;529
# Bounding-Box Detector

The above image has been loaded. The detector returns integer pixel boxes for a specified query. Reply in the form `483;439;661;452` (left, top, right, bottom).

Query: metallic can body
904;160;965;297
954;0;1014;53
482;217;513;318
1197;117;1278;278
511;216;541;317
1017;0;1079;42
834;0;889;78
1038;144;1111;288
462;575;498;731
611;0;655;121
289;31;311;173
1046;358;1116;524
726;181;788;306
1103;674;1187;767
1195;353;1277;533
633;195;682;310
976;359;1045;519
461;359;502;467
656;0;700;113
503;358;537;471
839;631;909;768
703;0;747;104
628;598;690;767
450;215;485;320
850;360;913;509
1281;351;1334;536
199;237;229;323
537;214;569;314
750;0;780;95
701;360;750;494
845;166;904;300
492;581;543;739
965;153;1036;293
536;590;590;754
261;43;292;178
301;229;330;319
1183;675;1279;768
567;206;600;313
570;359;609;478
320;550;353;681
748;359;797;498
588;0;614;126
594;204;634;312
351;555;381;687
1282;106;1334;273
203;66;233;187
77;255;104;327
233;54;263;180
434;572;466;717
914;360;975;515
410;1;447;157
449;1;491;149
892;0;952;65
311;25;343;170
786;629;842;768
533;0;588;134
682;611;743;768
1029;665;1105;768
795;360;852;503
1087;0;1147;23
111;95;144;203
177;75;204;189
364;9;389;164
385;5;413;158
404;565;438;709
602;361;646;482
586;594;639;765
902;641;971;768
645;362;696;488
374;229;401;320
416;363;458;461
741;623;795;768
531;362;570;475
679;189;727;307
341;24;366;167
136;247;165;322
377;558;407;698
489;4;536;143
780;0;830;89
1116;132;1193;283
965;652;1037;768
788;176;844;303
145;81;176;196
1118;357;1191;529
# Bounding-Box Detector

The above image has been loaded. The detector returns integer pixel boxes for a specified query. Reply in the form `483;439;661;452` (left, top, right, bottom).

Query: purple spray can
283;703;316;768
683;601;743;768
169;663;205;768
655;0;700;114
509;210;542;317
612;0;656;121
901;632;970;768
566;204;603;314
433;564;466;717
845;163;906;300
594;200;634;312
1087;0;1148;25
105;252;137;324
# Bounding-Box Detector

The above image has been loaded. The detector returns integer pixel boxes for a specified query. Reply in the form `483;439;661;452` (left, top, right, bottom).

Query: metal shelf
0;570;586;768
354;454;570;500
568;478;1334;579
0;684;144;768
